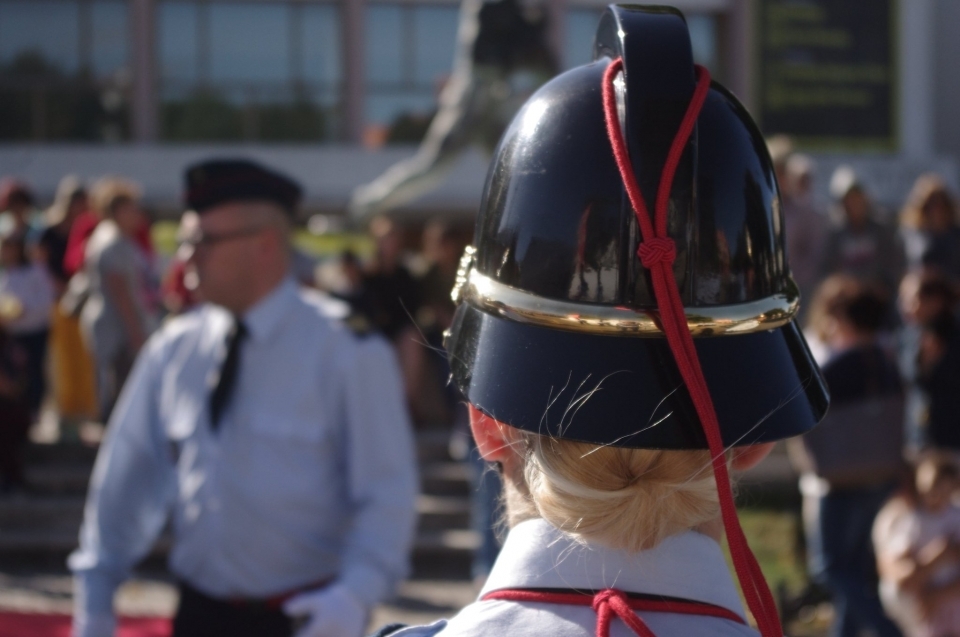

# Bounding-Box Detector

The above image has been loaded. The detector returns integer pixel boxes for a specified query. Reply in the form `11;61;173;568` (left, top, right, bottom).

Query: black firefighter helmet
445;4;829;450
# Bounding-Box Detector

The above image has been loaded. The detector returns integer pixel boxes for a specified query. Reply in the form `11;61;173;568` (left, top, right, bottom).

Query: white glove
282;583;368;637
72;612;116;637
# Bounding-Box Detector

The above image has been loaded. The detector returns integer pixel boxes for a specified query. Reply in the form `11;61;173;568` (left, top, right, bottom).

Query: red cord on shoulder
483;588;746;637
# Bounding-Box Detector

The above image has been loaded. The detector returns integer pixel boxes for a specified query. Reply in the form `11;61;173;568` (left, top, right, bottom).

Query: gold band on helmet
452;247;800;337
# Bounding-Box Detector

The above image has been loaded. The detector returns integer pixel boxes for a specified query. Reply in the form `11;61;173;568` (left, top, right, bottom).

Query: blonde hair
502;428;722;552
900;173;957;230
90;177;141;219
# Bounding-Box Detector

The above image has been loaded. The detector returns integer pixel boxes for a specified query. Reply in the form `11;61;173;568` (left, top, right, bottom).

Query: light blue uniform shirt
69;278;418;618
391;518;759;637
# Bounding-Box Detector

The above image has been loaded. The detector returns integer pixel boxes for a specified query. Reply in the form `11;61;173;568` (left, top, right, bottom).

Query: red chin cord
482;588;746;637
601;58;783;637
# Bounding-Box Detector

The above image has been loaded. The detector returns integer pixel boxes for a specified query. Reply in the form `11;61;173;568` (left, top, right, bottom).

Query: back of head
917;269;959;308
90;176;141;219
901;173;958;230
0;179;34;213
504;431;719;551
899;268;959;327
446;14;828;635
914;450;960;510
47;175;87;226
445;9;830;633
829;165;863;202
808;274;888;340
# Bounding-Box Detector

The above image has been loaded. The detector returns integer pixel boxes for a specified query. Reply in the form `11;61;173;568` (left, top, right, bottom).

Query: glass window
0;0;129;141
159;2;199;83
209;3;290;83
91;1;129;78
687;15;717;71
367;93;436;128
413;6;459;85
302;4;341;86
0;1;80;74
365;3;459;135
161;89;245;140
366;5;403;85
158;1;338;142
564;9;601;70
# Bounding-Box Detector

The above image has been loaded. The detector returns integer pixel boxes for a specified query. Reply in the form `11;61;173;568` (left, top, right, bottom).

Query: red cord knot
592;588;624;613
637;237;676;269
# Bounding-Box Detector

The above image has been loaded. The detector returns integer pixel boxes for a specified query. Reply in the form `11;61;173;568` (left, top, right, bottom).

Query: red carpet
0;613;170;637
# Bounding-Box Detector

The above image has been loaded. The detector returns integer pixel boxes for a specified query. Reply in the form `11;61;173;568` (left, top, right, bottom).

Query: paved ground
0;570;479;631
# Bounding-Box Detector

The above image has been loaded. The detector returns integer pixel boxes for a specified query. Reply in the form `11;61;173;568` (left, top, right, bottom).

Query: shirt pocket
239;406;339;503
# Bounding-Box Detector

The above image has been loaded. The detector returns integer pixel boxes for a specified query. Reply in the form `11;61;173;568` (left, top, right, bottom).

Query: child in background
874;452;960;637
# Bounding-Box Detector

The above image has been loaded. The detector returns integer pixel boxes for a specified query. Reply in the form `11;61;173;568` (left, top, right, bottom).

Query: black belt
180;579;332;612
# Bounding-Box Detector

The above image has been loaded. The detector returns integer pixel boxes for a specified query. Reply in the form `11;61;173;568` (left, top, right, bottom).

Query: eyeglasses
179;225;268;250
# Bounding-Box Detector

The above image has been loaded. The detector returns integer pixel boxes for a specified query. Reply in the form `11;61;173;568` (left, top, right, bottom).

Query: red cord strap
483;588;746;637
601;58;784;637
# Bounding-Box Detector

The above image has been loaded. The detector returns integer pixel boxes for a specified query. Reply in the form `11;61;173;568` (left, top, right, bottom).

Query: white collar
480;518;747;621
237;276;298;343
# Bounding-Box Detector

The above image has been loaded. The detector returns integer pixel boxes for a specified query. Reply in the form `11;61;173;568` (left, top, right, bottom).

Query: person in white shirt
0;227;55;418
70;159;418;637
375;5;830;637
80;178;160;421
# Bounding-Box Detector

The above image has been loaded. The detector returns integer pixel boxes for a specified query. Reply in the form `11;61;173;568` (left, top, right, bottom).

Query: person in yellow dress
37;176;99;438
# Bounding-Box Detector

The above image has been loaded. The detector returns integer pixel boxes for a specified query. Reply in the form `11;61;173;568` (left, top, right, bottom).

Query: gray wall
0;145;490;221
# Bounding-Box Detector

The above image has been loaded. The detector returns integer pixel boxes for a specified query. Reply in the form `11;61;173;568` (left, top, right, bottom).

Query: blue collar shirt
70;278;418;620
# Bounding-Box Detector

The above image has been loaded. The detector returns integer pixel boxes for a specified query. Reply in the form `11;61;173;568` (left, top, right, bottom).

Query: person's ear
468;404;513;463
730;442;775;471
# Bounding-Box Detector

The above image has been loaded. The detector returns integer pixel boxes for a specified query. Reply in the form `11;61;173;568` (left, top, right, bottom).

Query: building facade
0;0;954;215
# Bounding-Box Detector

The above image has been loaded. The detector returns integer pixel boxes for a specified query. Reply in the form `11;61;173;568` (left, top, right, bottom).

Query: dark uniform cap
185;159;302;214
445;4;830;450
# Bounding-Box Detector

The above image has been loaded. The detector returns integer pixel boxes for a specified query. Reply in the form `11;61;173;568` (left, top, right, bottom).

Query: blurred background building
0;0;956;218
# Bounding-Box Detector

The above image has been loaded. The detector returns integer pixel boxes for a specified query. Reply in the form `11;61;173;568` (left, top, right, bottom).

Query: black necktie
210;318;247;431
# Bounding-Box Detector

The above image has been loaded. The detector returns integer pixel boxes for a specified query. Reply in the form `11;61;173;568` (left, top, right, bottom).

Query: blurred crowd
0;174;470;493
0;175;160;491
3;138;960;635
768;135;960;637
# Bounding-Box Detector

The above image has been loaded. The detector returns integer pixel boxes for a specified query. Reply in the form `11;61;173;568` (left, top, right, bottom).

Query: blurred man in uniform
70;159;418;637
